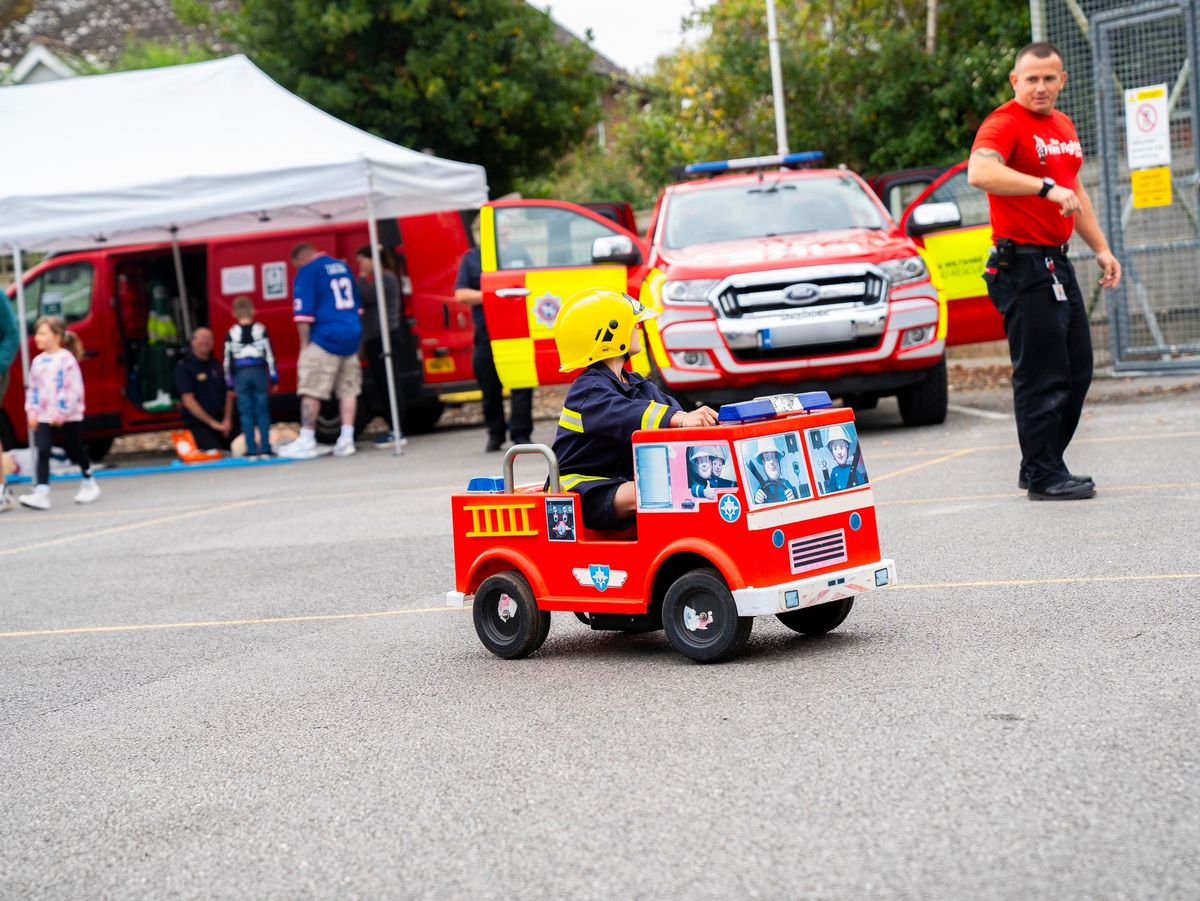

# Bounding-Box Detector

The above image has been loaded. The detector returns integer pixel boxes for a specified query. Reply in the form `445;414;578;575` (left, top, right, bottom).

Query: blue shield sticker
588;564;611;591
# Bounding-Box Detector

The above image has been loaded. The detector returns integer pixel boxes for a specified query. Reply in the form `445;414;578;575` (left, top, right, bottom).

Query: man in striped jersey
551;289;717;531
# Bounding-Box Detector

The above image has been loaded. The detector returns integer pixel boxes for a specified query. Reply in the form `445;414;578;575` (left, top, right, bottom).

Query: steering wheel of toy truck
776;598;854;635
661;568;753;663
473;571;552;659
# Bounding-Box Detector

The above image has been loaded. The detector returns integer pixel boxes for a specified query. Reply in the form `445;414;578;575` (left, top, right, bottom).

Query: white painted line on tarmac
949;403;1010;421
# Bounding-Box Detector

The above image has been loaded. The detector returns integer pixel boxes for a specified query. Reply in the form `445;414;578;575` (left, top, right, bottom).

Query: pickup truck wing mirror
907;201;962;237
591;234;642;266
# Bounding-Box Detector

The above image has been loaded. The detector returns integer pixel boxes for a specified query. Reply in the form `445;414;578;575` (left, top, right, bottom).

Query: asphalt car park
1;380;1198;899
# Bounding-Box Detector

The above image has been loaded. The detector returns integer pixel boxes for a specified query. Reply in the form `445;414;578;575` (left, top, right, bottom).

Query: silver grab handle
495;288;531;298
503;444;560;494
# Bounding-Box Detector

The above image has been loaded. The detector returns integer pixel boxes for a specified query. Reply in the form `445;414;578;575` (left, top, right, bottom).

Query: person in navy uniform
688;445;736;499
822;426;857;492
748;437;798;505
708;445;737;488
551;289;717;531
454;216;534;452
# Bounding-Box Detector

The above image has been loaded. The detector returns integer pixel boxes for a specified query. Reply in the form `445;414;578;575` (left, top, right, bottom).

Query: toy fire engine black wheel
662;568;752;663
777;598;854;635
472;571;550;659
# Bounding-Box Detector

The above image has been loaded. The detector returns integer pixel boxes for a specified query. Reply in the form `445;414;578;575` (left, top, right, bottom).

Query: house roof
0;0;230;66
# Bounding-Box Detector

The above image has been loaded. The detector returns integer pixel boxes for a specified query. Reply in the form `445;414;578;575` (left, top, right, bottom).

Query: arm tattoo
972;148;1006;163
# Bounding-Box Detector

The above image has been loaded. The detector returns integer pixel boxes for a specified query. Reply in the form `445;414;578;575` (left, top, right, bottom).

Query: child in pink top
19;316;100;509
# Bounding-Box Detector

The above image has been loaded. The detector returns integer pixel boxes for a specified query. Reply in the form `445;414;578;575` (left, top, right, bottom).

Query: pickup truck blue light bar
684;151;825;176
717;391;834;424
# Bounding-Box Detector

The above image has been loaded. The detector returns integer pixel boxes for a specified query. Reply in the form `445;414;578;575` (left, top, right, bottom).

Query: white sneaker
277;437;320;460
333;436;357;457
19;486;51;510
0;487;13;513
75;477;101;504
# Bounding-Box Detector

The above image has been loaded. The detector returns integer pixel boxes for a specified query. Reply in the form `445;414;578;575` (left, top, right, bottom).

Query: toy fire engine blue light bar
684;151;825;176
717;391;833;424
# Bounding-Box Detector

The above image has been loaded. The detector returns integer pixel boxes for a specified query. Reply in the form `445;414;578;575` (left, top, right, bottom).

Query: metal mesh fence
1036;0;1200;370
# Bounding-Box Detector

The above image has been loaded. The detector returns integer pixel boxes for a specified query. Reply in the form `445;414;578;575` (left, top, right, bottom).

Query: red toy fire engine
447;391;896;663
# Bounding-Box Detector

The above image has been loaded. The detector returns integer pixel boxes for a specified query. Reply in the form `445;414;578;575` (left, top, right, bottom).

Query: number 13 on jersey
331;276;356;310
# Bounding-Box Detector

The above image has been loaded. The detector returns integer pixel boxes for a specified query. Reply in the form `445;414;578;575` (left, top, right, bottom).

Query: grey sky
544;0;711;74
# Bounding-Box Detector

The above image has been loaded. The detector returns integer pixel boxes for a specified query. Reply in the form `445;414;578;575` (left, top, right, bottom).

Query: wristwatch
1038;176;1056;198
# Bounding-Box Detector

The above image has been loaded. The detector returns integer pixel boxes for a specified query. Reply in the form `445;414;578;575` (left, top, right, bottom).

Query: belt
998;239;1070;256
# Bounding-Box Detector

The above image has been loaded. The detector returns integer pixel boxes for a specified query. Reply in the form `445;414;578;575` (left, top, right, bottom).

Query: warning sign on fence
1131;166;1172;209
1124;84;1171;170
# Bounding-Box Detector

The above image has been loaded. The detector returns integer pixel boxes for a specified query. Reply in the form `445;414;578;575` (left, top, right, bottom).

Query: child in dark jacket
224;296;278;459
551;290;717;531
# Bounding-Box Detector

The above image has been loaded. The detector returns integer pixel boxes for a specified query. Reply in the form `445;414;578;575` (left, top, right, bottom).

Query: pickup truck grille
715;269;887;319
789;529;848;575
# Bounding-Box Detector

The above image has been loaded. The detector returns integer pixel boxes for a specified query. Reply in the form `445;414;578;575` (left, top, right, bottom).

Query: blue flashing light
466;476;504;493
716;391;833;424
683;150;825;176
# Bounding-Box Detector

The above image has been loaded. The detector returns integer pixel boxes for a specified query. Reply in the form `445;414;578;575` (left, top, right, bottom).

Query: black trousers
985;251;1093;490
182;412;232;451
473;330;533;444
364;331;407;432
34;421;92;485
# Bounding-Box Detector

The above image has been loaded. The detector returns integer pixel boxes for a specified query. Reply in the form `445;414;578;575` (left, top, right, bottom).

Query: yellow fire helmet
554;288;656;372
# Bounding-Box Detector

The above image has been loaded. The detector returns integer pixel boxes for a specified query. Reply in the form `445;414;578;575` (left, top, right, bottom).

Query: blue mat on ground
5;455;297;484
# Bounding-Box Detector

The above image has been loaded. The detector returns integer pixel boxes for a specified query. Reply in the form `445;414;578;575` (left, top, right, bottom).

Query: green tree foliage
173;0;603;196
535;0;1028;204
114;39;219;72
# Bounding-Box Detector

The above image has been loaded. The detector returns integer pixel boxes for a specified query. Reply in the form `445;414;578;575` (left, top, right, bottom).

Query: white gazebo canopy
0;54;487;252
0;55;487;454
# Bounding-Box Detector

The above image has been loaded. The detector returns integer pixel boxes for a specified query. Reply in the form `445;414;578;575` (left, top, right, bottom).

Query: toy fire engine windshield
806;423;870;496
737;431;813;508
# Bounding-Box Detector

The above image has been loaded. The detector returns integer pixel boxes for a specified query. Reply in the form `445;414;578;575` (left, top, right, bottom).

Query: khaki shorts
297;342;362;401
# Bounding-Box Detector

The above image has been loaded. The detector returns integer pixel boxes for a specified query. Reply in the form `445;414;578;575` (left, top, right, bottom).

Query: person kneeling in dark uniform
551;289;718;531
175;327;234;451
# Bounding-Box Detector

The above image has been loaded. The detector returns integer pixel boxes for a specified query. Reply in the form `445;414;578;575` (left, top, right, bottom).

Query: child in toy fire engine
551;289;718;531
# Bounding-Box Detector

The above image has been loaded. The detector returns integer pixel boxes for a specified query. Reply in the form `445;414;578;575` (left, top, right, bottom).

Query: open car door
480;200;650;389
900;161;1004;346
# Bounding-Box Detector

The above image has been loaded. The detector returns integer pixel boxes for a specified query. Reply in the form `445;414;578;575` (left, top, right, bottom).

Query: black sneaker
485;439;503;452
1027;478;1097;501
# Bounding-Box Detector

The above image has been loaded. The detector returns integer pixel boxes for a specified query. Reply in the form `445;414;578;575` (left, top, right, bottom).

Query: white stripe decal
745;488;874;531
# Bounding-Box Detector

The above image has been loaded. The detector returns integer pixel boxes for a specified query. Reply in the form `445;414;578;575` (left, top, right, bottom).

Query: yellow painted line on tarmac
0;605;466;639
0;500;258;559
873;447;977;483
891;572;1200;591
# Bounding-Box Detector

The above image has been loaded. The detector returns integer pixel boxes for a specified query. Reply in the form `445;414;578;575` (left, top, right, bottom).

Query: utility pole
765;0;789;155
926;0;938;55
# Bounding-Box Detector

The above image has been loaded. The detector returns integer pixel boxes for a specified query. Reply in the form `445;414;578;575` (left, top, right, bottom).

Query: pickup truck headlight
879;255;928;286
662;279;718;305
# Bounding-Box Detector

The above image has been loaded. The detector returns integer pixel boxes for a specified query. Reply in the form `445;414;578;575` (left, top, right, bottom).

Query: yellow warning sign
1131;167;1172;209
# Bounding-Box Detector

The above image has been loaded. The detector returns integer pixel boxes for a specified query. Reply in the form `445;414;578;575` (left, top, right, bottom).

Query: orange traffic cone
171;430;222;464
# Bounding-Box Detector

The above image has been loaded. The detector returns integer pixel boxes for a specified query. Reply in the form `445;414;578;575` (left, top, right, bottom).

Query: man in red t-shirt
968;41;1121;502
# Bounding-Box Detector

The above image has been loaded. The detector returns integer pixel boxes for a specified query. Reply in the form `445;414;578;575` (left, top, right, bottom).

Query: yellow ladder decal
463;502;540;538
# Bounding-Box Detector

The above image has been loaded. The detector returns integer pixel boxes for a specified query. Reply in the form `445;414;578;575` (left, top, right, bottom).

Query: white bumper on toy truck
732;558;896;617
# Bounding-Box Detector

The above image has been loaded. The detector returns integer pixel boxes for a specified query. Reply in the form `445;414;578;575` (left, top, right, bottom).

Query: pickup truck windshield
662;176;888;250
